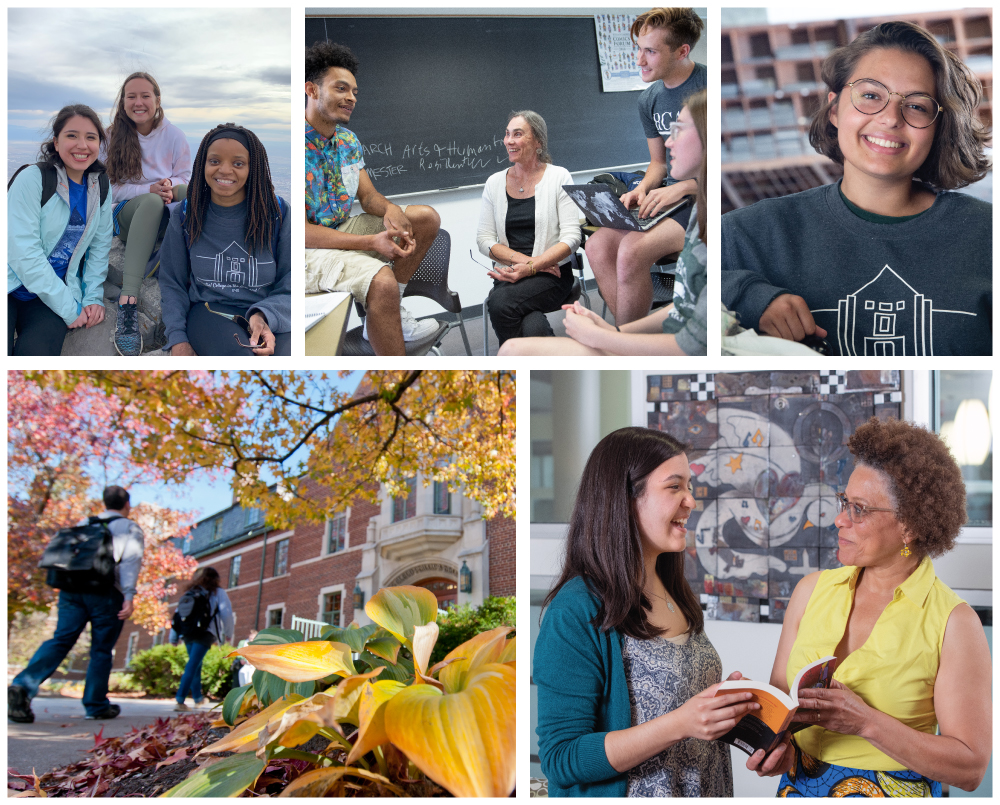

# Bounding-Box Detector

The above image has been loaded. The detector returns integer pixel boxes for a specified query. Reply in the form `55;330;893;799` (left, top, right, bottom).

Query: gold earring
900;542;912;557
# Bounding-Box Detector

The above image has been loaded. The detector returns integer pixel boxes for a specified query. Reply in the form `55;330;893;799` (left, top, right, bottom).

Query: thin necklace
646;588;676;612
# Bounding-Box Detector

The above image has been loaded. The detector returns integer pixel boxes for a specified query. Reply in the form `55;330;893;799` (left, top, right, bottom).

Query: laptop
562;184;690;231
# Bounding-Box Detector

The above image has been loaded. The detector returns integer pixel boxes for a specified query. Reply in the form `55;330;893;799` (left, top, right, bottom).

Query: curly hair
39;104;107;177
630;8;704;50
305;41;359;85
186;123;279;256
541;427;703;640
848;417;966;558
106;72;165;186
809;21;991;190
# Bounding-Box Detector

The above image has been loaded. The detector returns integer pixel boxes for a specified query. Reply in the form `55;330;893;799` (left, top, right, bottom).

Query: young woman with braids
103;72;191;355
158;123;291;356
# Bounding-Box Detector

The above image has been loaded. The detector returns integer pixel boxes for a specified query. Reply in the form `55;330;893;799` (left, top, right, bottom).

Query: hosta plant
164;585;515;797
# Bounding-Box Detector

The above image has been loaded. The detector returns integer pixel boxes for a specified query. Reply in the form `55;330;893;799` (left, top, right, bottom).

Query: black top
504;193;536;255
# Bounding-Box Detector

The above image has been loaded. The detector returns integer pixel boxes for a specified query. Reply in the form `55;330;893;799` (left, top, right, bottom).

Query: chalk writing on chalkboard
359;136;508;183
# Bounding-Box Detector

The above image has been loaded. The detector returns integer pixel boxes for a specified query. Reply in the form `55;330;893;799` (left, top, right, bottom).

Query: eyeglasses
203;302;258;350
847;78;942;129
835;492;895;523
666;121;691;140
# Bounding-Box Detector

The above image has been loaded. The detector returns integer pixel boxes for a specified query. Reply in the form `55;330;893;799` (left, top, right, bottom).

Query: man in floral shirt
304;42;440;354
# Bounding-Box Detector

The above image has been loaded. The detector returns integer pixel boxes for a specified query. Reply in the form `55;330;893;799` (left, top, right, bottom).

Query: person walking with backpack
8;486;144;723
8;104;114;356
170;567;234;710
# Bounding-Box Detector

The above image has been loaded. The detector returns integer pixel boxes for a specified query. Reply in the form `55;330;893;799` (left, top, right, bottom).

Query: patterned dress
622;630;733;797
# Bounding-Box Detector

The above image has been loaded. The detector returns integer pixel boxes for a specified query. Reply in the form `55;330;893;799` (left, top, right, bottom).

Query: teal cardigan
533;576;631;797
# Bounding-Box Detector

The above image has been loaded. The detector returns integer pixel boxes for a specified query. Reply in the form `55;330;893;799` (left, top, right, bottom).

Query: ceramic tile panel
714;447;770;497
649;400;718;448
688;502;716;551
768;394;821;446
708;596;760;623
716;498;769;548
768;496;821;548
768;442;820;490
769;371;820;395
819;445;855;491
768;598;789;624
822;392;875;438
817;496;840;548
713;372;772;397
819;547;843;571
647;373;715;402
768;546;820;598
687;450;717;500
713;546;769;598
684;546;717;596
845;370;900;393
717;396;770;448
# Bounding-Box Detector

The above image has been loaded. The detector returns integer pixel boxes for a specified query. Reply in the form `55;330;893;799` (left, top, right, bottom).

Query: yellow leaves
438;626;513;694
227;641;356;682
197;694;305;755
345;679;407;765
384;663;516;797
365;586;438;645
278;766;404;797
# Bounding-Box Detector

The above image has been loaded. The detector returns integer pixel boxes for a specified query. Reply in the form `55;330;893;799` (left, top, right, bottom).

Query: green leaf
162;752;265;797
364;586;438;646
319;623;378;652
364;634;402;664
250;627;304;645
358;650;414;682
221;683;252;727
252;668;288;708
286;679;316;698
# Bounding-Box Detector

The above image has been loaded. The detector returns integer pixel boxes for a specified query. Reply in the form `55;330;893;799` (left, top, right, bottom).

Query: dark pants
487;261;574;345
176;637;213;703
8;295;68;356
185;301;291;356
12;590;125;717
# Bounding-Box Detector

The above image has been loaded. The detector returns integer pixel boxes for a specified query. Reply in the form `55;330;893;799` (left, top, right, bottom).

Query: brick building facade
115;475;515;667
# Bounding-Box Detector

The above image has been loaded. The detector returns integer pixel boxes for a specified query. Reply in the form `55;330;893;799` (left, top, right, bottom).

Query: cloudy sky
8;8;290;149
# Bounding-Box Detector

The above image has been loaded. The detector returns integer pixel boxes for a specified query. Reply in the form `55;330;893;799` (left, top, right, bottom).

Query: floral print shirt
305;120;365;228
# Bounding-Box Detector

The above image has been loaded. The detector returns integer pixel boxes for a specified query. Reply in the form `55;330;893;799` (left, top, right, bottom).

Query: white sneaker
362;305;439;342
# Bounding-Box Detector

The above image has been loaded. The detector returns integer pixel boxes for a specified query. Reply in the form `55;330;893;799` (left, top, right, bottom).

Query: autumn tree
8;373;199;633
33;370;516;530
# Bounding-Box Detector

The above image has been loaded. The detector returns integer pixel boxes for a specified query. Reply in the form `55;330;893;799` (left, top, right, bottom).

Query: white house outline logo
813;264;976;356
196;242;273;290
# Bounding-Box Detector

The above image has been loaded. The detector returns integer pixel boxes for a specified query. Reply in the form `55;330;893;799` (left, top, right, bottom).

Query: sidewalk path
7;694;189;775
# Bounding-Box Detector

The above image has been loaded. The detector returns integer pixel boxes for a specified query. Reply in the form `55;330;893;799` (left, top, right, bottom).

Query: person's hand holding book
795;679;872;736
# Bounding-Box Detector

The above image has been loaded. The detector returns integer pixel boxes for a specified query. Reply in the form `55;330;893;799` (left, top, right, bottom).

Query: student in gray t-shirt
585;8;706;325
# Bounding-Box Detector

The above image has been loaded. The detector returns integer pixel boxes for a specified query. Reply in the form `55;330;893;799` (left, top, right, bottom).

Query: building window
327;513;347;554
125;633;139;666
244;508;260;528
392;477;417;522
212;517;224;541
267;607;284;628
229;555;241;588
433;481;451;514
322;592;342;626
152;628;167;647
274;538;289;576
934;370;992;527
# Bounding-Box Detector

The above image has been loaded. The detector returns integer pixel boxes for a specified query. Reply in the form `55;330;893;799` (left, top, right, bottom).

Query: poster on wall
595;13;646;92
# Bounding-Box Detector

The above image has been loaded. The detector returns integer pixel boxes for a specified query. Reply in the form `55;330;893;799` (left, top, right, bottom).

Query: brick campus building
114;475;515;666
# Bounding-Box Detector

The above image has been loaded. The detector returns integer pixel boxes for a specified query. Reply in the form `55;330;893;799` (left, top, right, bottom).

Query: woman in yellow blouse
748;417;991;796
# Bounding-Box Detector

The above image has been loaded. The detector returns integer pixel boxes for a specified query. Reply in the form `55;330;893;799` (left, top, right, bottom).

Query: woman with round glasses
721;21;991;356
747;417;991;796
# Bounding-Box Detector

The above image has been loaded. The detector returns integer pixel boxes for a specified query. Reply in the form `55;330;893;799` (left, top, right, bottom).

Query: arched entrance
414;577;458;609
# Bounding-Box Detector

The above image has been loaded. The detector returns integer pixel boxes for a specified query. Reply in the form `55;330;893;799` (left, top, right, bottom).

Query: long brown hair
39;104;107;177
186;566;220;593
105;72;164;185
541;427;704;639
685;89;708;243
186;123;280;255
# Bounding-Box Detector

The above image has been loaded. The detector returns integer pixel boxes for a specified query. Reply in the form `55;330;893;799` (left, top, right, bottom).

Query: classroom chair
342;229;469;356
479;250;590;356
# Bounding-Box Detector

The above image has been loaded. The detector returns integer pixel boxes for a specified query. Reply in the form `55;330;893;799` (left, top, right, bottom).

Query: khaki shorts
304;208;407;307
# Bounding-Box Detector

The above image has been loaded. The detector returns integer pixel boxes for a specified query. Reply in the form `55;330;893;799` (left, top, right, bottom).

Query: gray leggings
116;185;187;297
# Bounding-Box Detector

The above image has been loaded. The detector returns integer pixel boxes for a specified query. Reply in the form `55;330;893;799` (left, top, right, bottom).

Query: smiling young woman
722;21;991;357
103;72;192;355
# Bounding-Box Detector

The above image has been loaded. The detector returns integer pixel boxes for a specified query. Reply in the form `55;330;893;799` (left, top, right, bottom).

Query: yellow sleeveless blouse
787;557;964;770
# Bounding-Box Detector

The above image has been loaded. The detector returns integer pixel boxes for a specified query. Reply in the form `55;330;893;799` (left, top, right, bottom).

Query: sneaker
114;302;143;356
399;305;439;341
362;306;439;343
85;703;121;720
173;701;190;712
8;685;34;723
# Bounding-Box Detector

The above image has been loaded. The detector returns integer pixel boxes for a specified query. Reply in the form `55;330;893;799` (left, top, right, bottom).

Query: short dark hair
809;21;991;190
103;485;130;510
542;427;703;640
630;8;704;50
305;41;360;85
40;105;107;176
848;417;966;558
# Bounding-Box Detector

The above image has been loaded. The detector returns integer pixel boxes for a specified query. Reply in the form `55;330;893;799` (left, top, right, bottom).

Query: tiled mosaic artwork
647;371;901;623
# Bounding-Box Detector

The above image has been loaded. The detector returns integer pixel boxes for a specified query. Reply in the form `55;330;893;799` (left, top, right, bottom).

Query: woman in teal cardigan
534;427;758;797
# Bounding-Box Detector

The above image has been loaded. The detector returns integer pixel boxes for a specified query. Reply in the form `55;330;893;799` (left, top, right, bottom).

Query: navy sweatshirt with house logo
721;182;991;356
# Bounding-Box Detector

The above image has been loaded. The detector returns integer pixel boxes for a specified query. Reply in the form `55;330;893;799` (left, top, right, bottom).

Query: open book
714;656;838;756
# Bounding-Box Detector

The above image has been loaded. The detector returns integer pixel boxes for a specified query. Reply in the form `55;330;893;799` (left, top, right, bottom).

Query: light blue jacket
7;163;113;325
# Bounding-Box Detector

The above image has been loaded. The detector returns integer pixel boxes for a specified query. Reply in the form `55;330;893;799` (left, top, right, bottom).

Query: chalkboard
306;16;650;196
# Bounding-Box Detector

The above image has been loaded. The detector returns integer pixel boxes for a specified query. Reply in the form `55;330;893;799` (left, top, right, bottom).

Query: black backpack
38;515;122;595
8;162;110;207
172;587;216;640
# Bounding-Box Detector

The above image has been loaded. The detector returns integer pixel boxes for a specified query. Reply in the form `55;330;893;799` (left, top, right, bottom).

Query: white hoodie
102;117;192;202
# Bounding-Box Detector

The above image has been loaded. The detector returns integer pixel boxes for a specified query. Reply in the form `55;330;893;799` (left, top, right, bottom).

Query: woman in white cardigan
476;111;581;345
